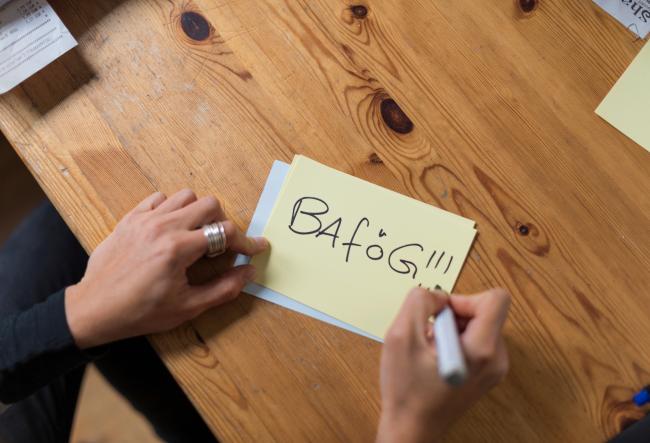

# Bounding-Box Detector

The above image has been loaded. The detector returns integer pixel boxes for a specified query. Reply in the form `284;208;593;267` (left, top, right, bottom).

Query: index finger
222;221;269;256
450;288;510;348
386;287;448;346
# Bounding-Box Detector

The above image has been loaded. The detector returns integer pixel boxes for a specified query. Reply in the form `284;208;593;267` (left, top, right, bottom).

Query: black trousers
0;202;216;443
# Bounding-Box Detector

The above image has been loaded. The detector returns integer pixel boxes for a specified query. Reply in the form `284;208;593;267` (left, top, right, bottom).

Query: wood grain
71;365;161;443
1;0;648;441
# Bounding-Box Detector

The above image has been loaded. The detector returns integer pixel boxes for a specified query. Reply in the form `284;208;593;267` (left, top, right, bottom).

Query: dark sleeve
0;289;98;403
609;414;650;443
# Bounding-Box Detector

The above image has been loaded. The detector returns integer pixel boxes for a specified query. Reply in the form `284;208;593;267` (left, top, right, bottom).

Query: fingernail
254;237;270;249
433;284;449;295
245;266;256;281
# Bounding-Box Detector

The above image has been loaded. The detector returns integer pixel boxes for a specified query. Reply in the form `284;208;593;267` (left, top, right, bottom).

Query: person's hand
377;287;511;443
64;189;268;349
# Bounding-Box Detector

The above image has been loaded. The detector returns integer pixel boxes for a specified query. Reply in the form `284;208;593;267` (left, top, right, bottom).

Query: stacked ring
203;222;227;257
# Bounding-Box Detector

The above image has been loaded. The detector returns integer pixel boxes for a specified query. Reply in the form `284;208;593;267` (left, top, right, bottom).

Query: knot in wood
351;5;368;19
181;11;211;41
380;98;414;134
517;223;530;236
368;153;383;164
518;0;538;13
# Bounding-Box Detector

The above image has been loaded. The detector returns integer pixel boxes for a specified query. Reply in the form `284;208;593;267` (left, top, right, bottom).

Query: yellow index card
596;41;650;153
252;156;477;338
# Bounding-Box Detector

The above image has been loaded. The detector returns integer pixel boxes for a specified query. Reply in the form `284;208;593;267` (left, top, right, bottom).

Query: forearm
0;289;98;403
376;411;441;443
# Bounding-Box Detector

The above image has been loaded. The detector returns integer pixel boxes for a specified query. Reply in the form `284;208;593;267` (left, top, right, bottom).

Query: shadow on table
49;0;128;40
7;0;129;115
13;48;96;115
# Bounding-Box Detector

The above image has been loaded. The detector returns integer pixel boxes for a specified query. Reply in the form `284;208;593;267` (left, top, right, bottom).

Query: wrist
64;283;104;349
377;409;441;443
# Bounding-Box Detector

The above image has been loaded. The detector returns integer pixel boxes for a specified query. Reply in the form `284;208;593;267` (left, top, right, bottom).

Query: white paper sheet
0;0;77;94
234;161;382;342
593;0;650;38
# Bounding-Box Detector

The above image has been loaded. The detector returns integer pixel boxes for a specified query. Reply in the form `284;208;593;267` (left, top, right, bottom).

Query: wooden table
1;0;649;441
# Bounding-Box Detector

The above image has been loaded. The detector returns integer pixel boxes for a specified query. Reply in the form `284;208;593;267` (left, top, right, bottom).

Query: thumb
187;264;256;312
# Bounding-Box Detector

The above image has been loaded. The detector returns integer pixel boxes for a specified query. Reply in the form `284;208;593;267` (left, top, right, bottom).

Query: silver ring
203;222;227;258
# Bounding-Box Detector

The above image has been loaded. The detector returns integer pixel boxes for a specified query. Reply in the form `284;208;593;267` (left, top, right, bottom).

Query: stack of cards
236;156;477;341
